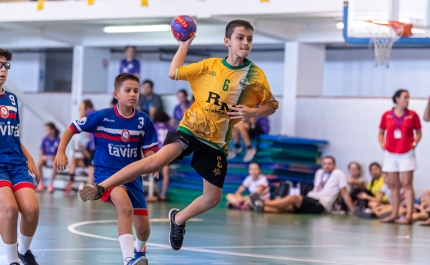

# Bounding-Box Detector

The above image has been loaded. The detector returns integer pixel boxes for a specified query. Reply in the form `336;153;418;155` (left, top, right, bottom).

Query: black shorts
249;124;264;139
84;149;95;167
294;196;325;214
163;131;227;188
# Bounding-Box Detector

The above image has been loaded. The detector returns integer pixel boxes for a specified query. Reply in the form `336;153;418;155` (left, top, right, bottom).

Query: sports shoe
10;263;20;265
249;193;264;213
63;180;74;193
47;184;54;193
243;147;257;163
227;147;242;159
168;208;186;251
18;250;39;265
125;249;148;265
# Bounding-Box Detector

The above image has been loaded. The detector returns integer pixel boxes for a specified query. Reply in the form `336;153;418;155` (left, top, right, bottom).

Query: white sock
4;242;19;264
134;238;146;252
18;233;33;254
119;234;134;265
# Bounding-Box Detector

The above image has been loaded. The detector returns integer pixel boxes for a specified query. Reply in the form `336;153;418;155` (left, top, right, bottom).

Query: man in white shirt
250;156;355;214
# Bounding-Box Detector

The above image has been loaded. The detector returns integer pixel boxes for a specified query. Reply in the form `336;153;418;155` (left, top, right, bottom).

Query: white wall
324;48;430;97
7;52;45;92
296;97;430;196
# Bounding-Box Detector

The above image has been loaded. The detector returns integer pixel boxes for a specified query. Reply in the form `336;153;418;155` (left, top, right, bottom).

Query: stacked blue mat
167;135;328;204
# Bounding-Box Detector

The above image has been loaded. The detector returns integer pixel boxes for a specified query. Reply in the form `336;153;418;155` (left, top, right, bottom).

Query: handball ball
171;15;197;41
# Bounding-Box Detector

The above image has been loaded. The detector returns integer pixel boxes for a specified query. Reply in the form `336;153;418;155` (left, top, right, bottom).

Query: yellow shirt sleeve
257;74;279;109
175;60;207;81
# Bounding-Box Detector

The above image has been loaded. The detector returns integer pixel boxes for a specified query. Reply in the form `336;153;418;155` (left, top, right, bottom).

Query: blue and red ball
171;15;197;41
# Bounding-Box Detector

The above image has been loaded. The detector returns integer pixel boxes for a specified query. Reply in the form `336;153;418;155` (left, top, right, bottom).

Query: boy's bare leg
101;142;183;190
174;179;222;225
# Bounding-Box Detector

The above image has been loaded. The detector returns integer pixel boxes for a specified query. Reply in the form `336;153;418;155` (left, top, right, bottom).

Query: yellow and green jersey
175;57;279;154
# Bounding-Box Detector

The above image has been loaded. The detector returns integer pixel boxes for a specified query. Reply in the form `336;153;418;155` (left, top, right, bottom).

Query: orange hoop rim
364;20;412;37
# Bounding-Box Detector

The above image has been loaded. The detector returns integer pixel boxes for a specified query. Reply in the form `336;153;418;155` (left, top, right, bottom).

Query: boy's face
224;26;253;58
114;80;140;108
0;55;9;88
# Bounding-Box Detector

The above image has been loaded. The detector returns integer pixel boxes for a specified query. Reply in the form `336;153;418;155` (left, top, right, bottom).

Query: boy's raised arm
168;34;195;80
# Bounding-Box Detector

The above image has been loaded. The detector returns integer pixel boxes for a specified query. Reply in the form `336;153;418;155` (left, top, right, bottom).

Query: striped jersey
0;90;26;165
175;57;279;153
69;105;158;171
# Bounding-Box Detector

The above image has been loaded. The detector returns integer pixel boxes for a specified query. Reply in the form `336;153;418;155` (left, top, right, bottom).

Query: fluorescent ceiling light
104;24;170;33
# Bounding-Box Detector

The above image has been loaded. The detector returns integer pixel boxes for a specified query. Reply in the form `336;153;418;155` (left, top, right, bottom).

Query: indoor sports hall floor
2;193;428;265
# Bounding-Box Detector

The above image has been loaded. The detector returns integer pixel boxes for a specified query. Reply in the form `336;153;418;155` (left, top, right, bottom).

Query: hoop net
366;21;408;68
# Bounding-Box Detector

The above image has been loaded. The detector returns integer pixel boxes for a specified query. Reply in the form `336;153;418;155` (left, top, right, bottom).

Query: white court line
193;244;430;249
67;220;405;265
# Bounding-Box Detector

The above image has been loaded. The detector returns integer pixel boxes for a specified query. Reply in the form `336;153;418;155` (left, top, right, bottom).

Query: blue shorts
0;164;35;192
95;167;148;216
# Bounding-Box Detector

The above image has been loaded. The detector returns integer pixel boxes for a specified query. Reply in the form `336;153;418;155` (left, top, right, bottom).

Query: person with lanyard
379;89;422;225
249;156;355;215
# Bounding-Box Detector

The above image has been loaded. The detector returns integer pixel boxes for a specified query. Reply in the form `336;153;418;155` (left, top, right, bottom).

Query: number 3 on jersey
138;117;144;129
222;79;230;91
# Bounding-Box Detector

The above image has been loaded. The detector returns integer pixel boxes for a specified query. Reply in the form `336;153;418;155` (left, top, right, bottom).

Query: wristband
93;184;105;200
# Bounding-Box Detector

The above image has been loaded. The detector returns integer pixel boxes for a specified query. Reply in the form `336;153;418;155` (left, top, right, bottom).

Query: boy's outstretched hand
79;183;104;202
227;105;256;121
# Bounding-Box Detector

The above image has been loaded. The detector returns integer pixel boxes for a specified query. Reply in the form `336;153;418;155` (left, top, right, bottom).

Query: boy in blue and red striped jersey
0;48;41;265
55;73;158;265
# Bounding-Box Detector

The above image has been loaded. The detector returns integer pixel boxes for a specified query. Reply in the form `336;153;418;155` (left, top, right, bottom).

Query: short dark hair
392;89;409;104
153;110;170;123
82;99;94;110
249;162;261;169
323;155;336;164
177;89;188;97
0;49;12;61
369;162;382;171
225;20;254;38
142;79;154;89
124;46;136;52
114;73;139;91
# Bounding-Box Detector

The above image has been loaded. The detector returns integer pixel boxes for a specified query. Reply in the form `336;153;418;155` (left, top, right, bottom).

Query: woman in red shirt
379;89;422;224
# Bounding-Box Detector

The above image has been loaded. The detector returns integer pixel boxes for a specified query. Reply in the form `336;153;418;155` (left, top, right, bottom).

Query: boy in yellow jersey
79;20;279;251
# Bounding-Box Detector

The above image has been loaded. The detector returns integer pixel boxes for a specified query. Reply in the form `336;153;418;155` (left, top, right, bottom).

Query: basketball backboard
345;0;430;38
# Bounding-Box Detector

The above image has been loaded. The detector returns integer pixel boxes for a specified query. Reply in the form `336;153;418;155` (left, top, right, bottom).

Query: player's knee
22;205;40;222
4;202;19;220
117;203;133;218
401;181;413;190
204;193;221;208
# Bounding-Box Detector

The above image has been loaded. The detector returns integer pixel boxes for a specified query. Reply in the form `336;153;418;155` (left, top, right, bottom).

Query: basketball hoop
366;20;412;68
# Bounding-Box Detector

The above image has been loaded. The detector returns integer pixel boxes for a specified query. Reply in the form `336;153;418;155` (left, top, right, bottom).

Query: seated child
37;122;60;193
226;162;270;210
